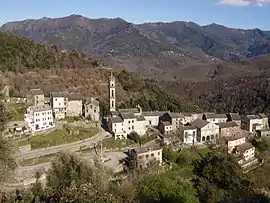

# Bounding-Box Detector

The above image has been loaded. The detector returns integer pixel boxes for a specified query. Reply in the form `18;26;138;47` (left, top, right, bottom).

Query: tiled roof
216;121;238;129
236;142;254;154
110;116;123;123
134;144;162;154
30;105;52;112
30;88;43;95
51;92;67;98
191;118;209;128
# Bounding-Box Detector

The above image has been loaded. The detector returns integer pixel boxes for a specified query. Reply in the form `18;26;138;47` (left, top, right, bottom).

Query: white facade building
226;135;246;153
51;92;67;119
24;105;54;132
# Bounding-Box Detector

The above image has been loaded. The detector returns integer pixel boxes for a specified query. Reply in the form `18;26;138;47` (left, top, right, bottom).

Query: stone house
159;121;173;135
225;135;246;153
242;115;263;132
258;113;269;129
227;113;241;127
84;98;100;122
129;145;163;169
27;89;45;106
216;121;240;137
160;112;183;131
179;125;197;145
202;113;228;124
66;93;82;117
50;92;67;120
235;142;255;165
142;111;168;127
259;129;270;137
191;118;219;143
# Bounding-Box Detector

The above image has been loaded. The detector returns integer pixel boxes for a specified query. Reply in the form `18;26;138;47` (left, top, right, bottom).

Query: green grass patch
17;127;99;149
103;137;137;150
17;139;30;147
19;153;57;166
59;116;83;122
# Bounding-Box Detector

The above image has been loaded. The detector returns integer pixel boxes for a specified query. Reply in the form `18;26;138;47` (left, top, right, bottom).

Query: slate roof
168;112;183;119
225;134;245;141
30;89;43;95
216;121;238;129
85;98;99;107
119;108;139;114
163;121;172;126
142;111;167;117
137;115;146;121
236;142;254;154
229;113;241;120
121;113;136;119
31;105;52;112
247;115;261;120
205;113;227;119
134;144;162;154
68;93;82;101
181;125;197;130
110;116;123;123
51;92;67;98
191;119;209;128
259;113;268;119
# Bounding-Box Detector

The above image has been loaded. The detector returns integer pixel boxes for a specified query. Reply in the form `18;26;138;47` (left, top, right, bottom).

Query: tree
192;149;260;203
46;152;111;201
137;172;199;203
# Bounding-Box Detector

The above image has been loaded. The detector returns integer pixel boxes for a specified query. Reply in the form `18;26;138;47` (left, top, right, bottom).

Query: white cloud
217;0;270;6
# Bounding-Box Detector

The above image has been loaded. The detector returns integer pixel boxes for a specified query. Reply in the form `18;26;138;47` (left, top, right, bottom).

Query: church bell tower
109;72;116;112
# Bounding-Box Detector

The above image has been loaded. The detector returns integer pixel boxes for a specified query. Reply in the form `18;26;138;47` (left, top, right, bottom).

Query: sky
0;0;269;30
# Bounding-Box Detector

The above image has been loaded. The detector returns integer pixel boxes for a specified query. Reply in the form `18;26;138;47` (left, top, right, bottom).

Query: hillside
0;31;200;114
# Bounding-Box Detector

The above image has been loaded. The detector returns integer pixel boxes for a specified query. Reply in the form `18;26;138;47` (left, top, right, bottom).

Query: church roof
191;119;209;128
110;116;123;123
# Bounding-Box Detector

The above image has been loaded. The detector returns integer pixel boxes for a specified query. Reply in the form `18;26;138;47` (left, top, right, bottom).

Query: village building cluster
106;73;269;169
11;72;268;170
24;89;100;132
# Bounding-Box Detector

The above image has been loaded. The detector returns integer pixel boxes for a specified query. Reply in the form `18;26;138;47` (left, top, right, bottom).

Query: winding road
16;128;109;160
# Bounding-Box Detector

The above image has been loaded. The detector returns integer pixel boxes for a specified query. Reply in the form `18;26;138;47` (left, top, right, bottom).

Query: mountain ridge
1;14;270;79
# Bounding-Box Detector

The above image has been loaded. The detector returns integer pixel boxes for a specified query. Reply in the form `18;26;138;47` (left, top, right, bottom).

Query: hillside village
0;71;268;182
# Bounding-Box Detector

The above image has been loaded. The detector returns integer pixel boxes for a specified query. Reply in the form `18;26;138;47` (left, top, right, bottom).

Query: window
132;126;134;129
55;98;57;101
111;90;114;97
59;103;61;106
111;100;114;108
128;121;131;124
158;152;160;155
146;155;149;158
129;127;131;130
151;153;154;157
132;120;134;123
